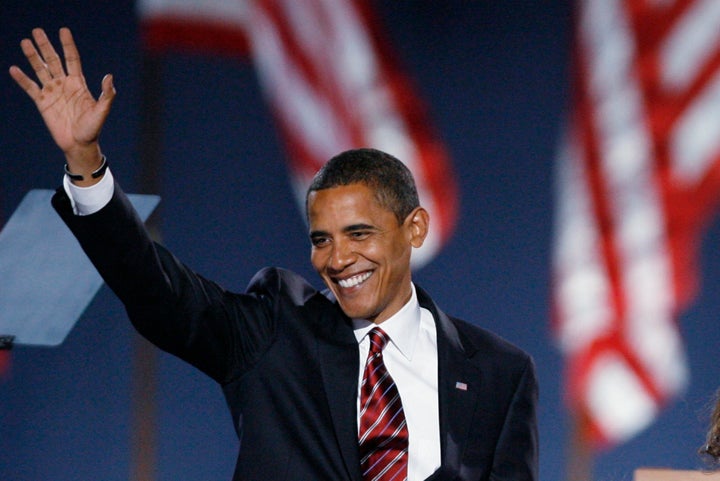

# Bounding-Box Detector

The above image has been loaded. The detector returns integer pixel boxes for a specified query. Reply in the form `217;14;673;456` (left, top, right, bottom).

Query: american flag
138;0;458;267
553;0;720;447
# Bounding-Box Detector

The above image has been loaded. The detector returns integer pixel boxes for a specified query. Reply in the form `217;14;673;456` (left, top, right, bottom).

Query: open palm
9;28;114;160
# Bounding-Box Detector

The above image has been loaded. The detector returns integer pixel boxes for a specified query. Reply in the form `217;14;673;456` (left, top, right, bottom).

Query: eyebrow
309;223;378;238
343;223;376;233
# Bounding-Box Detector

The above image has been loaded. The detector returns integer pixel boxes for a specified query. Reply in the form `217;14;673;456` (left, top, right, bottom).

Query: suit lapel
417;287;480;477
314;295;363;481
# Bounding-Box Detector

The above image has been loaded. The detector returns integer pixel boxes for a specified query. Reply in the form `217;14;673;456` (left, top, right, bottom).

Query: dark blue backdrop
3;2;720;480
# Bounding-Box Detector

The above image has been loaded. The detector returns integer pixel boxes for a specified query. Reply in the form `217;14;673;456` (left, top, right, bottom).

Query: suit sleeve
490;355;539;481
52;182;275;384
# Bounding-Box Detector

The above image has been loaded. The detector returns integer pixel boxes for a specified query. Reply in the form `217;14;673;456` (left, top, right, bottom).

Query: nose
327;238;356;272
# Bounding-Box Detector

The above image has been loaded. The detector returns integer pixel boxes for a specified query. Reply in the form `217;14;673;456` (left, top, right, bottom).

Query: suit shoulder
450;315;533;366
246;267;322;305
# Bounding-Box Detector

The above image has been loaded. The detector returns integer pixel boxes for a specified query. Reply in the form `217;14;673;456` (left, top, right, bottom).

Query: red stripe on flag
627;0;720;309
141;17;250;56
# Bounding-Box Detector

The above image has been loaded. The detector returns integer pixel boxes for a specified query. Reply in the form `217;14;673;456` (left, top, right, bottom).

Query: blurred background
3;1;720;480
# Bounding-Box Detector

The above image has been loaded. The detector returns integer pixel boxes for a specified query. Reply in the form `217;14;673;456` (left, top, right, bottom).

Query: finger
84;74;116;142
96;74;116;117
20;37;52;86
8;65;42;102
59;27;82;77
32;28;65;79
98;74;116;107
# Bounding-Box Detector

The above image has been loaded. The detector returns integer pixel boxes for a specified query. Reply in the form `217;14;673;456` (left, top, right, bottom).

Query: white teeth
338;272;371;288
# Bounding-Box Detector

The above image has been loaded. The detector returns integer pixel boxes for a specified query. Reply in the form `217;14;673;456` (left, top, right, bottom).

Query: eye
349;231;371;241
311;236;330;247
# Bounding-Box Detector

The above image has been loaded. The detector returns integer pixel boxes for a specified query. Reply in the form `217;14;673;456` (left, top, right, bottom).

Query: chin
337;302;374;321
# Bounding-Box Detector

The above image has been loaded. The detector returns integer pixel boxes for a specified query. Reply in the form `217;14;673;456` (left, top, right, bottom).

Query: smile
337;271;372;288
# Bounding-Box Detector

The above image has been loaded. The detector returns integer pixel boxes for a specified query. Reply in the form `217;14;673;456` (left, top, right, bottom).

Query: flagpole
566;409;594;481
129;49;164;481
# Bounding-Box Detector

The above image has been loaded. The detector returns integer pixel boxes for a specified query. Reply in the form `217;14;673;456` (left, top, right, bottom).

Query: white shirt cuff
62;168;115;215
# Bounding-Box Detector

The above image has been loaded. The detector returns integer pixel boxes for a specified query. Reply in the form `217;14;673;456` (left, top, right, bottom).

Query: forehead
307;183;393;226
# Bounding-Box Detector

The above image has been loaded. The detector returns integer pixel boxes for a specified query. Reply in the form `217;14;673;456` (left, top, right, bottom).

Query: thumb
93;73;116;128
98;74;116;110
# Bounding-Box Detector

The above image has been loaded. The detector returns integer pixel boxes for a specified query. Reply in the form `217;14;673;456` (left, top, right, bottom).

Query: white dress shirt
63;168;115;215
353;284;441;481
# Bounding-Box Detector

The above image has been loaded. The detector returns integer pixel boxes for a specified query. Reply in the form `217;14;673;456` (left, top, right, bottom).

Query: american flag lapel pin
455;381;468;391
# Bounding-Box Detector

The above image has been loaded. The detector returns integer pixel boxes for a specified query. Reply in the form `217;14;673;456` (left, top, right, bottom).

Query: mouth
336;271;372;289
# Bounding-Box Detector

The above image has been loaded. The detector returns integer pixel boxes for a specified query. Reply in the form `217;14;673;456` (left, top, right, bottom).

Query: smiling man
307;151;428;325
11;27;538;481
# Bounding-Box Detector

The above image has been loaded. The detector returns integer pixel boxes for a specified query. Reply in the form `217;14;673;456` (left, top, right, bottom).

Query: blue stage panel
0;189;159;346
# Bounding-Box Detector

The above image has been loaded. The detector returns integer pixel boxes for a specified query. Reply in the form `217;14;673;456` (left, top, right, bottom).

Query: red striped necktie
358;327;409;481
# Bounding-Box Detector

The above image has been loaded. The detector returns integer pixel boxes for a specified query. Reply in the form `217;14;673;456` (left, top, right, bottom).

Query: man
10;28;538;480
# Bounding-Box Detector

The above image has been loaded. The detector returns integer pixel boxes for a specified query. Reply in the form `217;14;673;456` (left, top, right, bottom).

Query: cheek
372;244;410;276
380;238;411;262
386;249;412;281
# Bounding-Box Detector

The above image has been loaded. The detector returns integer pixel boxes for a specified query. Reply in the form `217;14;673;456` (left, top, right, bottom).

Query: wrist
64;155;108;182
64;144;105;186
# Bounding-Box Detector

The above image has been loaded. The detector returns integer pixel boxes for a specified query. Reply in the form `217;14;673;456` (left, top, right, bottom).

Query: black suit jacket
53;183;538;481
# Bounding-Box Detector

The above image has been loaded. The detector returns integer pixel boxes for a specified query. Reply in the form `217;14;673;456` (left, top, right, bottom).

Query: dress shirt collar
352;283;420;361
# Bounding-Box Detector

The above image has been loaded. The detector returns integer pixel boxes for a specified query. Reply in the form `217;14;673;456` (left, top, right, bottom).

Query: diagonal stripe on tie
358;327;409;481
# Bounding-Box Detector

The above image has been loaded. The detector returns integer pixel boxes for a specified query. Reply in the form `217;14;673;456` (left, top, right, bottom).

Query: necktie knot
368;327;389;354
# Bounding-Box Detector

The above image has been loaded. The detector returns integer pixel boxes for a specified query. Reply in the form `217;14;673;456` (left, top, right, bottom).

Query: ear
404;207;430;248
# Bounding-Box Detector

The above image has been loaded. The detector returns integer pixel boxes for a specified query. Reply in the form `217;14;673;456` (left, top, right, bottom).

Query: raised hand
9;27;116;185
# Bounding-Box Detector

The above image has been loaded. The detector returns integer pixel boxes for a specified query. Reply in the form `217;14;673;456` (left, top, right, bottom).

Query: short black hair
306;148;420;224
